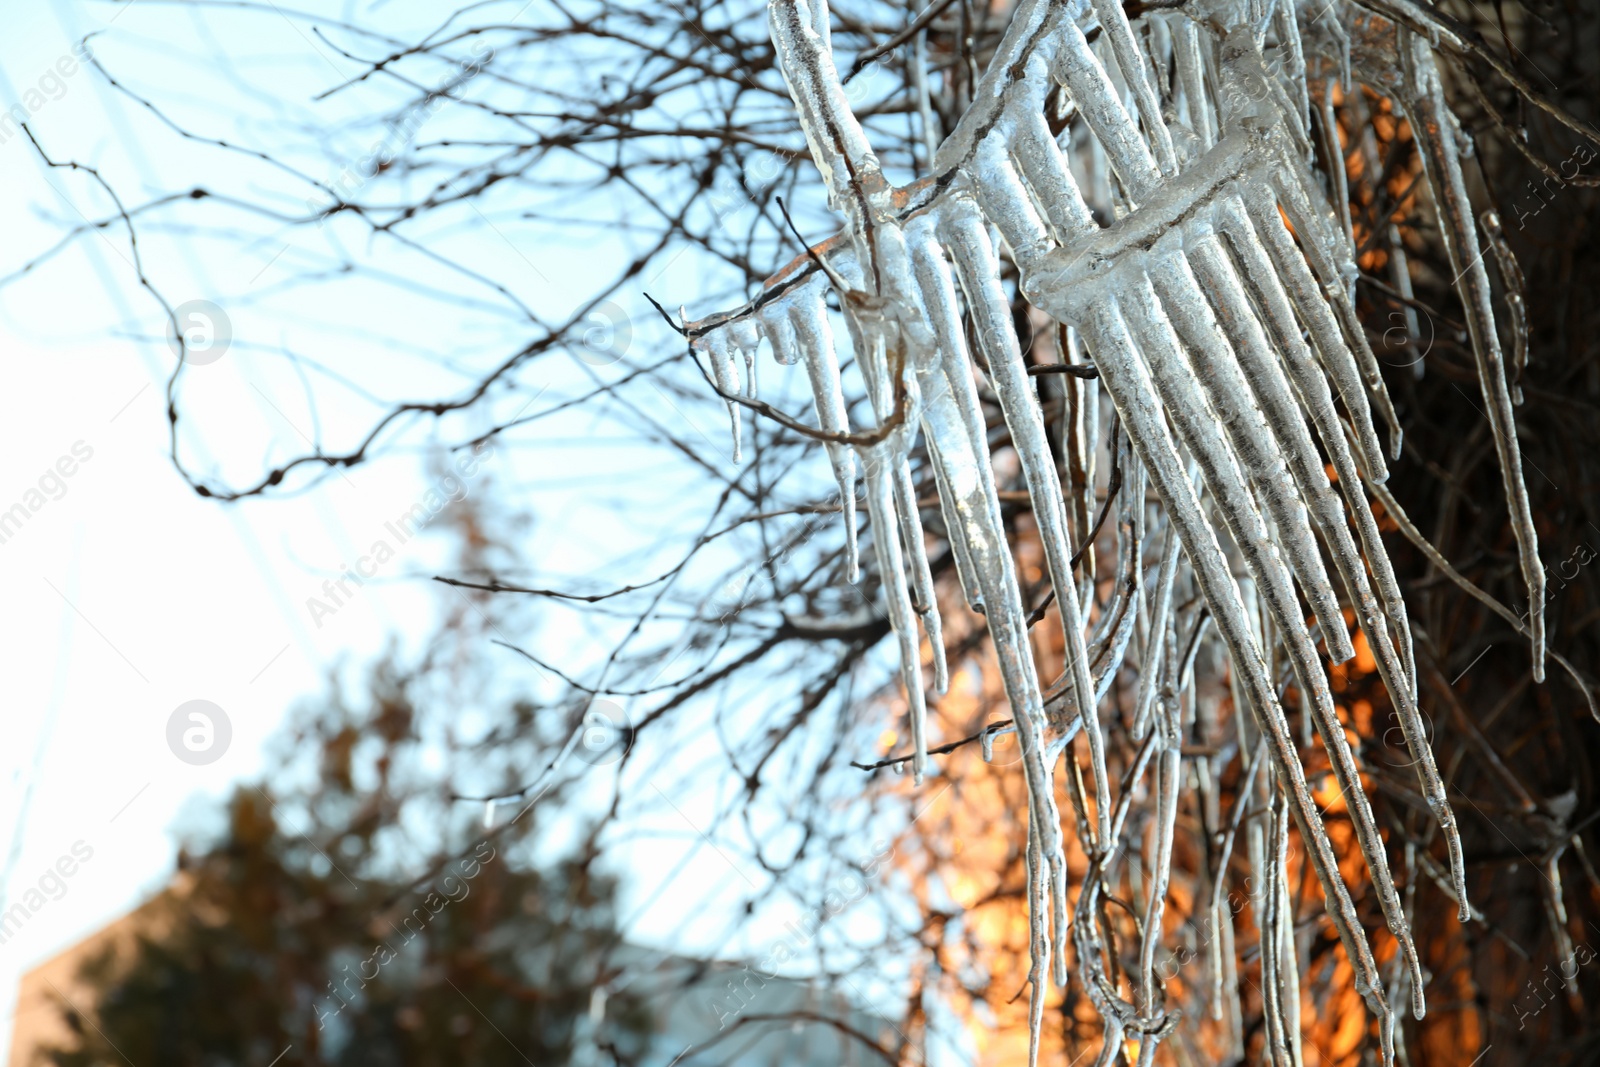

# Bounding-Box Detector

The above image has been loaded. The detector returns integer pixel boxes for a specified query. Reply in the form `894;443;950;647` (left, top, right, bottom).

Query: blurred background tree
33;496;654;1067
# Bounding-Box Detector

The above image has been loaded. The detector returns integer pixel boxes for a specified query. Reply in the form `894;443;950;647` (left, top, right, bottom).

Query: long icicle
1399;28;1545;679
773;285;861;580
1122;263;1425;1017
1213;192;1416;693
1147;246;1355;666
679;7;1545;1064
1190;229;1434;1008
1076;291;1395;1048
944;200;1112;854
1216;195;1468;922
1240;184;1391;481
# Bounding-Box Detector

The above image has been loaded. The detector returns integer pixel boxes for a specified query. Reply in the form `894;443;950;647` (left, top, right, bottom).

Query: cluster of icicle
683;0;1544;1062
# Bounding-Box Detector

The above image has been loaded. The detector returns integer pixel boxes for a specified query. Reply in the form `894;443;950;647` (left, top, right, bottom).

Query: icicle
700;328;744;463
928;0;1065;175
674;8;1541;1063
1389;223;1425;378
928;433;987;616
1268;172;1405;458
1279;799;1306;1067
731;316;762;399
1173;18;1216;152
1481;208;1529;403
1216;194;1464;943
972;141;1057;270
933;466;1072;980
783;280;860;581
1004;109;1111;616
1086;433;1143;666
913;212;1076;955
847;239;949;697
1051;19;1162;203
1147;238;1356;665
1076;290;1394;1037
1025;816;1052;1066
730;315;761;356
893;450;949;694
858;436;931;782
905;214;999;621
1319;79;1356;259
1136;632;1182;1024
944;201;1111;854
1273;0;1310;136
1043;433;1143;753
1343;420;1473;923
1389;842;1419;1067
758;302;799;366
1147;14;1173;115
1261;787;1293;1067
1088;0;1178;176
767;0;886;225
1214;193;1416;687
1075;329;1098;621
1132;521;1180;743
919;375;1073;993
1226;21;1312;158
1011;112;1099;239
1334;3;1355;90
1210;736;1265;1018
1119;262;1426;1012
1239;185;1391;479
1400;30;1544;678
1220;882;1245;1057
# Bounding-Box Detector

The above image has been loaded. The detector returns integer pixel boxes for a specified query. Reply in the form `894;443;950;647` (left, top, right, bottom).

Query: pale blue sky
0;2;945;1060
0;0;756;1050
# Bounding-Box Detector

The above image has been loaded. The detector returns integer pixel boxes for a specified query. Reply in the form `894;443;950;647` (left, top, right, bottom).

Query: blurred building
9;880;890;1066
8;875;186;1067
590;945;892;1067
